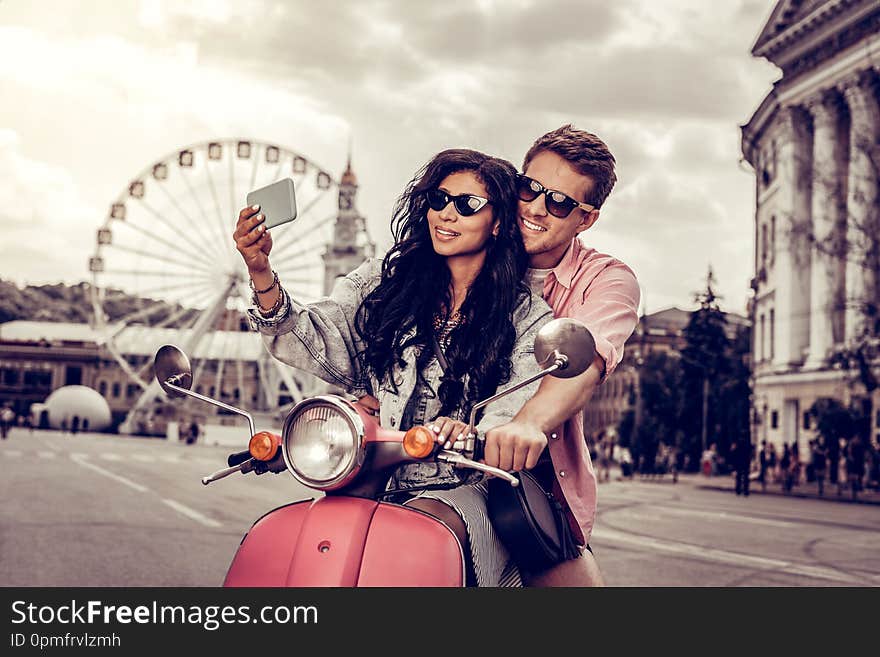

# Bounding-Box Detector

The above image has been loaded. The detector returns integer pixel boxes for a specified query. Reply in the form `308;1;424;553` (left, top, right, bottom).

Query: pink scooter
153;318;594;587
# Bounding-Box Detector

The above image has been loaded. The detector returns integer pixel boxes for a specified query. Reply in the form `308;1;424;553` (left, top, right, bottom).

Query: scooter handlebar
227;450;252;468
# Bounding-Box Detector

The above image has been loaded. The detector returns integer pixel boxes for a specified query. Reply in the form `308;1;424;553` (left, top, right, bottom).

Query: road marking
593;527;873;584
3;450;22;457
70;454;149;493
130;454;155;462
38;451;56;459
36;436;62;452
161;498;222;528
68;453;222;529
100;453;123;461
619;507;795;529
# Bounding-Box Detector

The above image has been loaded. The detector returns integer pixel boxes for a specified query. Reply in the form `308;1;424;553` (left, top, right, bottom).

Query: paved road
594;473;880;586
2;428;878;587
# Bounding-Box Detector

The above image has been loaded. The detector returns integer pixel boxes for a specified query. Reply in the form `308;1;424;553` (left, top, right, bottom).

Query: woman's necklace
433;308;464;352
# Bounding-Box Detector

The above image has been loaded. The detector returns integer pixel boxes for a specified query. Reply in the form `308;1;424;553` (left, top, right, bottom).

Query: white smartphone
246;178;298;230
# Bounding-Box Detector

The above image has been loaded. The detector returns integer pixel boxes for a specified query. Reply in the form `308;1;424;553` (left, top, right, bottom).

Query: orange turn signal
249;431;281;461
403;425;436;459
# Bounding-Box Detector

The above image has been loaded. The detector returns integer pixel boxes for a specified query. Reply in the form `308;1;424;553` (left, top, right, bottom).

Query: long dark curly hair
355;148;530;418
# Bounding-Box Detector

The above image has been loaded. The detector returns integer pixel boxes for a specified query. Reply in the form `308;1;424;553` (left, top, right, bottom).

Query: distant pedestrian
810;438;828;497
827;436;840;488
597;432;613;483
732;439;752;496
789;441;801;488
780;444;793;493
846;435;866;500
0;406;14;439
185;420;200;445
758;440;771;492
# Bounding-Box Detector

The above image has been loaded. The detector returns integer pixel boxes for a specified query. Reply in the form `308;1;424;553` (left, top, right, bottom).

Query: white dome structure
43;385;112;432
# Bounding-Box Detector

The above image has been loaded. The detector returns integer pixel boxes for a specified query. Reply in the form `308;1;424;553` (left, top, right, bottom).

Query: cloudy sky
0;0;780;315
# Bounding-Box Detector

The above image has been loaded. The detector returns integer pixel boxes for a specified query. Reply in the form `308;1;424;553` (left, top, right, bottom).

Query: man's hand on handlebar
483;421;548;472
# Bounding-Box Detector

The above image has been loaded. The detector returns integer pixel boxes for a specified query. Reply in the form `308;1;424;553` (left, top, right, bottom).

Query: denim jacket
246;258;553;438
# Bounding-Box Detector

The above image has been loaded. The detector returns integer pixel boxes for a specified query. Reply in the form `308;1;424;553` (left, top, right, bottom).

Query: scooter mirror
534;318;597;379
154;344;193;398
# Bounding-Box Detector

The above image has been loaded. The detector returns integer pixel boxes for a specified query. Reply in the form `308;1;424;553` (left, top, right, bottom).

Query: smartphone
246;178;298;230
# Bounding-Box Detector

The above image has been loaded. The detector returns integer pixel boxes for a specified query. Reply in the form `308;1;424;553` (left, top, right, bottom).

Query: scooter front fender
224;496;465;587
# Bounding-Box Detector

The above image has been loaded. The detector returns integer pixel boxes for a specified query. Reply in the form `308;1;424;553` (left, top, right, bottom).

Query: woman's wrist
249;267;275;292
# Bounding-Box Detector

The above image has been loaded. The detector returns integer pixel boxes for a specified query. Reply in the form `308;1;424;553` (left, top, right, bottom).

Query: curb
696;483;880;506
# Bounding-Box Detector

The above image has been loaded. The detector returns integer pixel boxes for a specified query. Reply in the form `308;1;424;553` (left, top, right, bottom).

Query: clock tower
322;154;373;295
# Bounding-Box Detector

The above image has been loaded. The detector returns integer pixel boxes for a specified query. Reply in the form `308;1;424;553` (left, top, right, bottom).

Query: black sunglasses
425;188;491;217
516;174;595;219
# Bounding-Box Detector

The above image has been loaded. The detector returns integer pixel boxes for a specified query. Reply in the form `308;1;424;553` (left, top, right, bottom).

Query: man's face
519;150;599;269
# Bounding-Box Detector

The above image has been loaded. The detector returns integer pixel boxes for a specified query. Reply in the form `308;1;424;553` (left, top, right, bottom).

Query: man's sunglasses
516;174;595;219
425;188;491;217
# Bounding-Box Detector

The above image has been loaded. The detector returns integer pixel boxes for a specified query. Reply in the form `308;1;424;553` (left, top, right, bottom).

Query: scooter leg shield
357;503;465;587
225;497;378;587
223;497;465;587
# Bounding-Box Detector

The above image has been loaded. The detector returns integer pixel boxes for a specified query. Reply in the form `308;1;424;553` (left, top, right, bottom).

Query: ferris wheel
88;138;373;433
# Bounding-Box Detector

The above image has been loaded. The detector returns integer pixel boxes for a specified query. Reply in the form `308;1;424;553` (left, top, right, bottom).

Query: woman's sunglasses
516;174;595;219
425;189;491;217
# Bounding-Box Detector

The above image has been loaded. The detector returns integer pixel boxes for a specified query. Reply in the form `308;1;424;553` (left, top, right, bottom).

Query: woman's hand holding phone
234;205;280;313
234;205;274;277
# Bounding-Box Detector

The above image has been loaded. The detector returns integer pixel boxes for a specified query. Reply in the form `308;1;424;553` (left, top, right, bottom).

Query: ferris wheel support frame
119;275;239;435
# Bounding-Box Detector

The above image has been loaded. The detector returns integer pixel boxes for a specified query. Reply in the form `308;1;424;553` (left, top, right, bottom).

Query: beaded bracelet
256;287;284;317
249;270;278;295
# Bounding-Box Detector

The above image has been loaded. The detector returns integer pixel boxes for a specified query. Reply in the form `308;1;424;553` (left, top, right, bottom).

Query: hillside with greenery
0;279;196;327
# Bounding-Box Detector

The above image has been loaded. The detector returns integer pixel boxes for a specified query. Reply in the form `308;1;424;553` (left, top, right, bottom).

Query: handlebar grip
227;450;251;467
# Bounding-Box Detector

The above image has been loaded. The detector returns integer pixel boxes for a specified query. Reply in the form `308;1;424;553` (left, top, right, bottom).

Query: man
482;125;640;586
357;125;640;586
731;440;752;497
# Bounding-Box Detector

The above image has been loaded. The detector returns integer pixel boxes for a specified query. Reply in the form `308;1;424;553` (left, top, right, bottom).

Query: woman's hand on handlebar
234;205;274;275
430;416;469;449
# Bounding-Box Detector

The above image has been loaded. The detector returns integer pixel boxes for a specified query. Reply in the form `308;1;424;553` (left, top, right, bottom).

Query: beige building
740;0;880;453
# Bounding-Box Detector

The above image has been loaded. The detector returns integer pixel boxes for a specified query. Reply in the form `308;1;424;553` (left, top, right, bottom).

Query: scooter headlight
281;396;365;490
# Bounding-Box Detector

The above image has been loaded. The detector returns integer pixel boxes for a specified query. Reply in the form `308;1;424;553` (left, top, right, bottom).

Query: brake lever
201;458;255;485
436;450;519;487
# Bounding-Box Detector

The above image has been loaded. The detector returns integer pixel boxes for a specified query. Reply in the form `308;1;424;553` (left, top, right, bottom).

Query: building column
806;92;849;367
842;72;880;343
776;106;813;366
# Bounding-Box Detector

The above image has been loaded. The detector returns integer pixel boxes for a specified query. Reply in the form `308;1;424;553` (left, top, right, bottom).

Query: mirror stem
465;350;568;439
164;381;256;438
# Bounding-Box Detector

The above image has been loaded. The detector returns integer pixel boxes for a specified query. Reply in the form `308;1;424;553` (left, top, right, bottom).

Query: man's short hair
523;124;617;209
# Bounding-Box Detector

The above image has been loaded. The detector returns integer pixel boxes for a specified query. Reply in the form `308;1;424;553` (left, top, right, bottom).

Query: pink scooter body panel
357;503;464;587
224;497;464;587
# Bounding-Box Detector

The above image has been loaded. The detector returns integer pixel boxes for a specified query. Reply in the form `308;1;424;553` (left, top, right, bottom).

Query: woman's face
426;170;499;260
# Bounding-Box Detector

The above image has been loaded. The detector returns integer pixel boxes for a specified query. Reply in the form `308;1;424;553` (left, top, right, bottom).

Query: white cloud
0;130;98;286
0;1;780;317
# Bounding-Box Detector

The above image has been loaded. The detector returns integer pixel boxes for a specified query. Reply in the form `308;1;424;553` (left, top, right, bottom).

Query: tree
630;350;685;467
808;397;861;446
679;267;751;469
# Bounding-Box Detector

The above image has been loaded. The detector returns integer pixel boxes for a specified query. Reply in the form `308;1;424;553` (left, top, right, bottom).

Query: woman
233;149;553;586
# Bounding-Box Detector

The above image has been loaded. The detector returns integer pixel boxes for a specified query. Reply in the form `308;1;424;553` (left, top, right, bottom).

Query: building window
65;366;82;386
769;309;775;361
770;216;776;266
1;368;18;385
803;411;811;430
771;410;779;429
126;384;138;398
112;382;121;398
761;223;768;267
759;314;765;362
99;381;107;396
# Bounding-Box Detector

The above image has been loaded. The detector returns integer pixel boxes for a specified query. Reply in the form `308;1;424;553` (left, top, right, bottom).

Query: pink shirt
540;237;640;544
